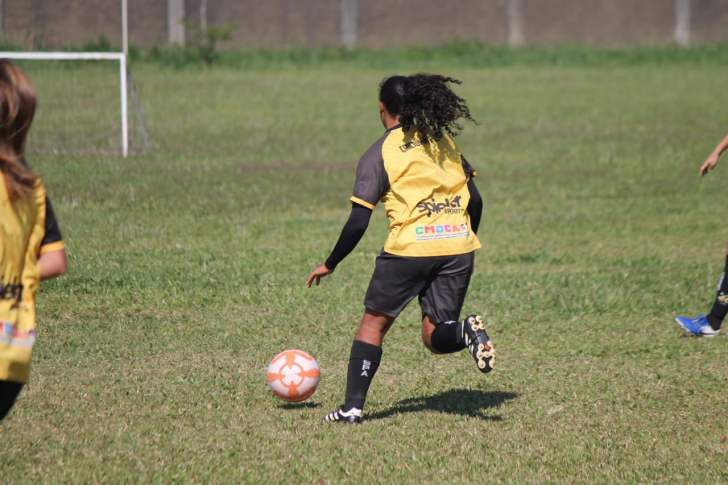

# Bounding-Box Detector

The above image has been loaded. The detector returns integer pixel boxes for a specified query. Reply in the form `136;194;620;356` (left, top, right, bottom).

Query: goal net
0;52;136;157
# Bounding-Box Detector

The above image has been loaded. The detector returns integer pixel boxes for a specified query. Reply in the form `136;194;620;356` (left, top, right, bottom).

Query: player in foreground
307;74;494;423
675;132;728;337
0;60;67;422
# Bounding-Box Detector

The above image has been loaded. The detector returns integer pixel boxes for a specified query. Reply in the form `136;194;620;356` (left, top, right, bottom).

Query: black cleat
322;407;363;424
462;314;495;373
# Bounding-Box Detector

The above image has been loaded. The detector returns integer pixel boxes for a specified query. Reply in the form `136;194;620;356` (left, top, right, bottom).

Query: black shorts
364;250;475;323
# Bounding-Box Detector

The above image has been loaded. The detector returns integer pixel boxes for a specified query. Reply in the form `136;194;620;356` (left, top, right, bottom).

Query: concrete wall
692;0;728;43
185;0;341;47
524;0;675;45
358;0;508;48
3;0;728;49
5;0;166;48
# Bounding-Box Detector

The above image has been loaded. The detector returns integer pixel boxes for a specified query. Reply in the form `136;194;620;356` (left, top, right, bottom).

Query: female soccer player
675;132;728;337
0;60;67;422
307;74;495;423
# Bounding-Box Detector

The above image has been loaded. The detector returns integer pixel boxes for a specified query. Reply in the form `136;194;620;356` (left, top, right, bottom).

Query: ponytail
379;73;476;141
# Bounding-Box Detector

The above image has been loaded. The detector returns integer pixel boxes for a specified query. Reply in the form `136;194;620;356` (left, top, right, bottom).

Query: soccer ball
267;349;320;402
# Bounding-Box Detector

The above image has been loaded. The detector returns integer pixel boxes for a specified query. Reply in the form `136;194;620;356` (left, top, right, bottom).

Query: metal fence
3;0;728;49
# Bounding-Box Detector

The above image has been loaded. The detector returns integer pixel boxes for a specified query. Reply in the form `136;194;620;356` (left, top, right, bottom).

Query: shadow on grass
278;402;322;409
366;389;517;422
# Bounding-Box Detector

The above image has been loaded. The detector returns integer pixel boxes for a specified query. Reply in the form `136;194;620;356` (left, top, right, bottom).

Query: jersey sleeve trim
350;196;375;210
40;241;65;255
461;154;477;179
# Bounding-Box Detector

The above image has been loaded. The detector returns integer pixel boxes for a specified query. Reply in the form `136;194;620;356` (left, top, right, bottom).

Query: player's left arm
462;155;482;235
39;195;67;280
40;250;67;280
467;178;482;235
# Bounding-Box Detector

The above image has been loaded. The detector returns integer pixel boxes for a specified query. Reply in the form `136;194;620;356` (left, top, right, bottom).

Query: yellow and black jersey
350;124;481;257
0;178;54;383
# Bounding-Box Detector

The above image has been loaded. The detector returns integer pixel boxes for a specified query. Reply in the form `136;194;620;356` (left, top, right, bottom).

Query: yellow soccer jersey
350;125;481;257
0;176;45;383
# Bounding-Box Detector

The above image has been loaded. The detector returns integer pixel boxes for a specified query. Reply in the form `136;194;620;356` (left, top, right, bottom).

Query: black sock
430;320;466;354
342;340;382;412
707;256;728;331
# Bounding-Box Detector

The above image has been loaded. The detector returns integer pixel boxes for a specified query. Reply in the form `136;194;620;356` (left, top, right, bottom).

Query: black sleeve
467;178;482;235
41;196;63;246
351;136;389;209
324;203;373;270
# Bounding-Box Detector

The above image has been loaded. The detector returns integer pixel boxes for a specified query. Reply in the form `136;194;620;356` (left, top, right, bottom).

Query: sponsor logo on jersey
415;223;468;235
414;223;470;241
0;322;36;348
0;279;22;301
399;137;429;153
416;196;464;217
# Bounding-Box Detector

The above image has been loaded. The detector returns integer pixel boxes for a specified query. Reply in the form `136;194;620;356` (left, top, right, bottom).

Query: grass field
2;55;728;482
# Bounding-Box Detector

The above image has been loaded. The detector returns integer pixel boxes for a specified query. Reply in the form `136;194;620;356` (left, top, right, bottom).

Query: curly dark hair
379;74;476;141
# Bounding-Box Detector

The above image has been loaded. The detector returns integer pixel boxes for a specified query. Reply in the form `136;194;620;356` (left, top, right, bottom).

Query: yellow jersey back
0;175;45;383
350;125;481;257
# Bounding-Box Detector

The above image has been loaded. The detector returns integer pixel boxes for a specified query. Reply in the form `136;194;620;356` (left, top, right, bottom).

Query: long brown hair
379;74;476;141
0;59;38;200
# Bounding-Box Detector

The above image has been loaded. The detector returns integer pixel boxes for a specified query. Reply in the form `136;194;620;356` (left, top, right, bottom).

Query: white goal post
0;51;128;157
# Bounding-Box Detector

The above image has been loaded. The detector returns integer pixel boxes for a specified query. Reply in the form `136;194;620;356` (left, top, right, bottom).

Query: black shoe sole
463;315;495;373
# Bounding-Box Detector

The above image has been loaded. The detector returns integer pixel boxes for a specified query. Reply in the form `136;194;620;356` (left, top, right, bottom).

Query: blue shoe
674;314;720;337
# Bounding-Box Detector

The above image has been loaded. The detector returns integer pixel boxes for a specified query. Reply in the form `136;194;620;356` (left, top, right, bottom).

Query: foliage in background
207;41;728;70
185;22;236;68
138;42;728;70
146;23;236;69
2;38;728;70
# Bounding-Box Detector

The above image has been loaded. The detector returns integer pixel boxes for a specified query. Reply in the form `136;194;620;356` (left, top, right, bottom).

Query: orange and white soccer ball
267;349;320;402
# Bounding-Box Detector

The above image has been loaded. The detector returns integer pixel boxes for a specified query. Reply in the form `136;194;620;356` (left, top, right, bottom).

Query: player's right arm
700;133;728;177
306;203;373;287
306;137;388;288
323;203;373;271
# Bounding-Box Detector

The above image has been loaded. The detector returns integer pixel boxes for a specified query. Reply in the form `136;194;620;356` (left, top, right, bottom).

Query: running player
0;60;67;422
307;74;495;423
675;132;728;337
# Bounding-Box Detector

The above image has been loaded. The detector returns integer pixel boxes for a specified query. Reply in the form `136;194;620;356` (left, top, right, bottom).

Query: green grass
2;58;728;482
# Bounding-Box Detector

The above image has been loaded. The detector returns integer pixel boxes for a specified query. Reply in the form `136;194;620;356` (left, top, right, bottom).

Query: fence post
507;0;526;47
167;0;186;44
675;0;691;47
122;0;128;58
0;0;5;40
340;0;358;48
200;0;208;35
